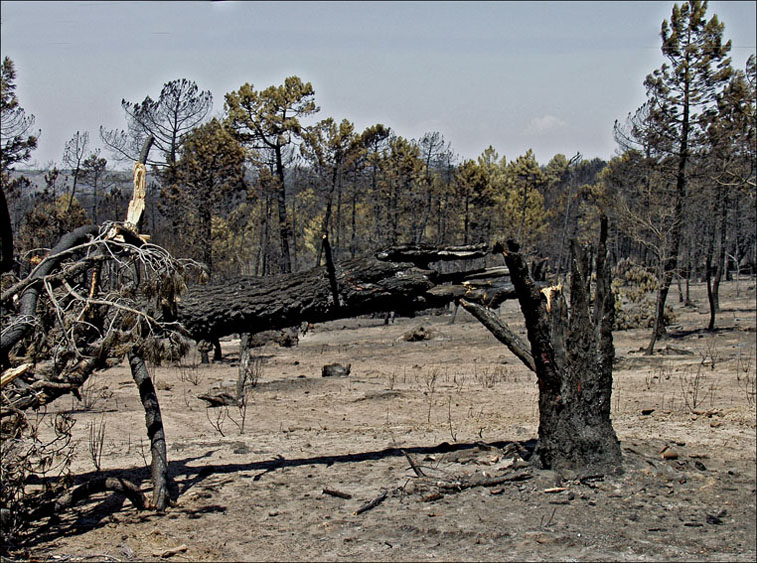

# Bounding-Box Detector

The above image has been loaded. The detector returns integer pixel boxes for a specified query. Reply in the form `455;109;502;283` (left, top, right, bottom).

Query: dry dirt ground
13;279;757;561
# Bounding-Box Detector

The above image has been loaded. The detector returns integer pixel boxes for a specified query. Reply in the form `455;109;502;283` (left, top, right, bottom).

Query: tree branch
459;299;535;372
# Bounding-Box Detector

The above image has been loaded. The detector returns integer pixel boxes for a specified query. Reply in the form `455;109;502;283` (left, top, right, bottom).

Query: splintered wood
1;363;32;388
126;161;147;231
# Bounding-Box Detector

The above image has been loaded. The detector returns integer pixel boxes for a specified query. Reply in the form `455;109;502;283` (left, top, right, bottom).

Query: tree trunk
1;186;15;275
500;218;622;477
316;165;339;267
711;186;728;314
705;207;718;331
176;244;491;343
66;165;81;214
256;191;272;277
518;185;528;244
463;195;470;245
646;267;672;355
350;187;358;259
391;180;399;244
91;170;99;226
646;91;689;354
274;148;292;274
335;171;343;259
128;352;171;511
291;192;297;272
200;192;213;275
415;178;433;245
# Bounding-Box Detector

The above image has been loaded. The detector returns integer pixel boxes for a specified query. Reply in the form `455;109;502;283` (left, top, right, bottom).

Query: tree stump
501;217;622;477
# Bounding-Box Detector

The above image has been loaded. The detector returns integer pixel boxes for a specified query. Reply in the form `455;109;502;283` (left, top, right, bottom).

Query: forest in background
2;1;755;347
1;2;756;552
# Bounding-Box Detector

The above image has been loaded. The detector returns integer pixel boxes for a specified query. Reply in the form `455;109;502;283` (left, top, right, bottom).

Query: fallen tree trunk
176;244;500;343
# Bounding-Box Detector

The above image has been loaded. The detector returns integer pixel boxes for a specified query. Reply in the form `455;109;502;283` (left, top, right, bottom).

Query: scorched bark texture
178;257;442;342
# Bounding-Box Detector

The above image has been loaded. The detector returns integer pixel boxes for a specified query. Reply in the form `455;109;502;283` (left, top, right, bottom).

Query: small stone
322;363;351;377
402;326;436;341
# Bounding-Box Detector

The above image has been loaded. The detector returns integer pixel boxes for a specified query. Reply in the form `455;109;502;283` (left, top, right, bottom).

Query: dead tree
0;225;189;508
494;217;621;477
2;203;622;537
1;136;184;529
176;243;500;343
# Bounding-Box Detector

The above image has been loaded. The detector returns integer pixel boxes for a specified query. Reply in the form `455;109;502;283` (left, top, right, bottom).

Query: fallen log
29;476;146;522
176;244;506;343
354;490;388;515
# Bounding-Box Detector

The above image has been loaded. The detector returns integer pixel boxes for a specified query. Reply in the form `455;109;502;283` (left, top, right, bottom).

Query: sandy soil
14;279;757;561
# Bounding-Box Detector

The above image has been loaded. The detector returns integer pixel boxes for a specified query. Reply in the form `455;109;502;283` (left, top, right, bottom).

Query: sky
1;0;755;170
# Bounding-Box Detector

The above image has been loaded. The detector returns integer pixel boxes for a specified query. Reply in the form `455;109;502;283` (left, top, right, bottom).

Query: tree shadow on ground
667;326;741;339
171;438;537;496
20;466;153;556
20;439;536;553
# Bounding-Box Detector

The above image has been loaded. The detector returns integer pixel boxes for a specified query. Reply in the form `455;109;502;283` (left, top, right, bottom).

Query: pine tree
704;55;756;328
301;117;360;264
1;57;38;273
225;77;319;274
173;118;247;275
636;0;732;353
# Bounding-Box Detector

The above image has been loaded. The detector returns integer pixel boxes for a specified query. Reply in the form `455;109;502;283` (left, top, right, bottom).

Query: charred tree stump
500;218;621;477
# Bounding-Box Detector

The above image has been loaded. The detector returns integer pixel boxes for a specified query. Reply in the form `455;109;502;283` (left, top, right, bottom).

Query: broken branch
460;299;535;372
354;490;388;515
322;488;353;500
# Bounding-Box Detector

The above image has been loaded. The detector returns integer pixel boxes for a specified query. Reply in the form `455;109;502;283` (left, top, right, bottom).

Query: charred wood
176;244;503;343
459;299;535;372
500;216;622;477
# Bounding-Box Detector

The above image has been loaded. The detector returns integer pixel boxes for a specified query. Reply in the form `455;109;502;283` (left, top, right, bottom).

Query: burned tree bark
459;299;535;372
129;352;170;511
176;244;493;343
500;218;622;477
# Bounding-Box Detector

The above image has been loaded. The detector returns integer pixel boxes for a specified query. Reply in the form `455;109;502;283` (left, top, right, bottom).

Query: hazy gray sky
1;1;755;169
